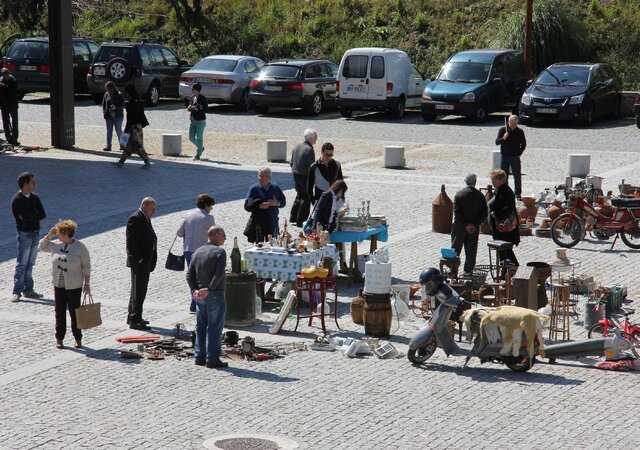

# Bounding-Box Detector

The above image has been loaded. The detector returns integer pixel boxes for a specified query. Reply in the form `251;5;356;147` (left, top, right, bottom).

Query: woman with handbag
113;85;151;168
39;219;91;349
488;168;520;265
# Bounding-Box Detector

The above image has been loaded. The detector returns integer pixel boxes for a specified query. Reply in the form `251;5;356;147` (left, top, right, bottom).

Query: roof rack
109;37;163;45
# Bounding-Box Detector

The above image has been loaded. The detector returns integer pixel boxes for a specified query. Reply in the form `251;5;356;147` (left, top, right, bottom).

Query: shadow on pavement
85;347;143;364
225;366;300;382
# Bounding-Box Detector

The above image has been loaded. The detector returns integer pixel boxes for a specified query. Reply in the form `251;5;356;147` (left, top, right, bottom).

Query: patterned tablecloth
246;244;340;281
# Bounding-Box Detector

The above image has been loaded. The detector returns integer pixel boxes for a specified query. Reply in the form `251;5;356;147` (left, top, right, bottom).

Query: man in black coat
126;197;158;329
495;114;526;199
0;68;20;145
289;128;316;227
451;173;488;274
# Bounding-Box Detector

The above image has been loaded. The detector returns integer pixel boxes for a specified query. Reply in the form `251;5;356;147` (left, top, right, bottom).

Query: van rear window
370;56;384;79
343;55;368;78
8;41;48;60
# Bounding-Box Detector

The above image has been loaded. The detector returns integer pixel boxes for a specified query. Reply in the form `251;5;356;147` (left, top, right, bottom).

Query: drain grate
203;433;298;450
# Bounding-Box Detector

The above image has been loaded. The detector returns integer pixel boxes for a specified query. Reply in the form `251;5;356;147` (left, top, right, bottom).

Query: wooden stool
549;284;571;341
487;240;513;281
295;274;339;335
439;258;461;280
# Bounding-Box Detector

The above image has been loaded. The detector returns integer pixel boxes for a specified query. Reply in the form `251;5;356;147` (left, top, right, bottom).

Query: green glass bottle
231;237;242;274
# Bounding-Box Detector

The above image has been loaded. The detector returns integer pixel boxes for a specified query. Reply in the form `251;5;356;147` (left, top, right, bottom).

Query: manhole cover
203;434;298;450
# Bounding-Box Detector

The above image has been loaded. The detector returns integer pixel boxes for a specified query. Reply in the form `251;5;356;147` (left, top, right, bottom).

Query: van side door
367;54;387;101
340;53;369;100
487;58;506;111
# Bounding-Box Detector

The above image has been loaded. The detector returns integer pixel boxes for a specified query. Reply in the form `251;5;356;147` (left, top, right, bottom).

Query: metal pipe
524;0;534;79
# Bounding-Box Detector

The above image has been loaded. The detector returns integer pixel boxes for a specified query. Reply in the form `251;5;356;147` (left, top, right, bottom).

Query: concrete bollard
491;150;501;170
162;134;182;156
383;145;404;168
266;139;287;162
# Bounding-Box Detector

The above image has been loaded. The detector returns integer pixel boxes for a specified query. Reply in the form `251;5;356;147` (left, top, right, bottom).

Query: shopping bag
119;132;130;148
75;294;102;330
165;236;185;271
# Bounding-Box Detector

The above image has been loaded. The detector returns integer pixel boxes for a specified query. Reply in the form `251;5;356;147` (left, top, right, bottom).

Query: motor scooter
408;268;633;372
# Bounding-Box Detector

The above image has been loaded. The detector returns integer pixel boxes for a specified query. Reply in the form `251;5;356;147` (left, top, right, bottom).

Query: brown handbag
75;293;102;330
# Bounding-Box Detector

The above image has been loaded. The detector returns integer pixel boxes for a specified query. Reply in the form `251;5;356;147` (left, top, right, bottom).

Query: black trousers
289;173;311;227
451;221;480;274
54;286;82;341
128;263;151;323
1;106;18;144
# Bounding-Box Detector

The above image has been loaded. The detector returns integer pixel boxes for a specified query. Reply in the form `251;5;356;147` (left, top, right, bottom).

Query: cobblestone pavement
1;115;639;449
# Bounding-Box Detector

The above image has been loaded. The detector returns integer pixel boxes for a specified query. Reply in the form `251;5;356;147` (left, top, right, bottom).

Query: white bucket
586;175;603;190
390;284;411;305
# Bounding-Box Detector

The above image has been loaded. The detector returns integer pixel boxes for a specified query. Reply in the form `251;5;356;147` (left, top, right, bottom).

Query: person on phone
187;82;208;160
488;169;519;265
495;114;526;199
243;167;286;243
39;220;91;350
101;81;125;152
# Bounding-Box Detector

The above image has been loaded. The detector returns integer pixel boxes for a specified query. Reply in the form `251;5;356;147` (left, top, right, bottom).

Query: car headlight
568;94;585;105
460;92;475;103
520;93;531;106
422;89;432;101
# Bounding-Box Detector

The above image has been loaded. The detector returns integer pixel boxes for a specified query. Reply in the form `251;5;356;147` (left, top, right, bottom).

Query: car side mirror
179;59;188;66
492;76;502;83
526;80;532;87
430;76;436;81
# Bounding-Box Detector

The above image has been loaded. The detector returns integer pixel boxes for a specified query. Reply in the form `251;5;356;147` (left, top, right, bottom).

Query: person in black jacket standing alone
0;68;20;146
495;114;526;199
451;173;488;275
289;128;317;227
11;172;46;302
126;197;158;329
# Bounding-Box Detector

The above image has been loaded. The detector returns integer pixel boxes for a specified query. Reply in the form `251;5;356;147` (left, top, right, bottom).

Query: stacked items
359;249;393;337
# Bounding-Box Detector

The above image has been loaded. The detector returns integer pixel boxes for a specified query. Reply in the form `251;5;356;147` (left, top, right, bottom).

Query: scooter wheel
407;341;437;364
503;355;534;372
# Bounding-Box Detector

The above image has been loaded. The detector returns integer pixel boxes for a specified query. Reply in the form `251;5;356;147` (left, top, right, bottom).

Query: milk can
432;184;453;233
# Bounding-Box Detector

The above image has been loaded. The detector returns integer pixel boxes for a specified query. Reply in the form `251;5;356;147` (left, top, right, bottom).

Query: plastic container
440;247;457;259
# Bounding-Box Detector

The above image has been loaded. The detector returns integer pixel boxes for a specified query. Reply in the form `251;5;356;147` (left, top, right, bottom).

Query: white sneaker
10;294;20;303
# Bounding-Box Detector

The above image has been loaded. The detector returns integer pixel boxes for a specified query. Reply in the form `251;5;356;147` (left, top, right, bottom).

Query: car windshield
536;66;590;86
95;47;138;64
438;62;489;83
7;41;48;60
192;58;238;72
260;65;300;79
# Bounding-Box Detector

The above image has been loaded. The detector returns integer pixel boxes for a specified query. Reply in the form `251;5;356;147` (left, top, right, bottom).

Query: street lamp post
524;0;533;79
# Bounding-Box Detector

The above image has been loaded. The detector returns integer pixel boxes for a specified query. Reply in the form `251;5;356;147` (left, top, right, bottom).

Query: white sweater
39;238;91;290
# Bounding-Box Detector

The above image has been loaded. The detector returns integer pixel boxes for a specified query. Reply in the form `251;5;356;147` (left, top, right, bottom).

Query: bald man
126;197;158;329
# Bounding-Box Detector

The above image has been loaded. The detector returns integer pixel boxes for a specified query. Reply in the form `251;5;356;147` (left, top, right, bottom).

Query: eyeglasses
323;153;334;157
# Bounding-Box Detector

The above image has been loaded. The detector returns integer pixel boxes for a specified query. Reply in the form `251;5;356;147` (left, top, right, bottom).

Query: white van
336;47;428;118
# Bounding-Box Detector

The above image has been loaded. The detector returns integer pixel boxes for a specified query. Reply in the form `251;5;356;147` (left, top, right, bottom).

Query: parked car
336;47;428;119
519;62;621;126
86;38;191;107
1;36;99;98
633;93;640;129
178;55;264;111
421;49;526;122
249;60;338;115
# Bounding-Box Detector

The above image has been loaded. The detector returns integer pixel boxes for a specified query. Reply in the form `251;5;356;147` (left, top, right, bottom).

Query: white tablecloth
246;244;339;281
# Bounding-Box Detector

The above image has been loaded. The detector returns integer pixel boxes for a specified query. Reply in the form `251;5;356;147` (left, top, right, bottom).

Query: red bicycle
587;299;640;358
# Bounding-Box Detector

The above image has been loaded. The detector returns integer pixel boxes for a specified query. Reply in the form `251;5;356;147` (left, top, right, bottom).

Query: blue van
420;49;526;122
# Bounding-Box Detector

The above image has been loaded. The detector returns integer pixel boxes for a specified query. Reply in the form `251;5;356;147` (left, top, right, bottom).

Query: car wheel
474;102;488;123
340;107;352;118
583;103;594;126
255;105;269;115
305;92;324;115
237;89;251;112
390;96;405;119
145;82;160;107
92;93;103;105
421;110;436;122
107;57;132;82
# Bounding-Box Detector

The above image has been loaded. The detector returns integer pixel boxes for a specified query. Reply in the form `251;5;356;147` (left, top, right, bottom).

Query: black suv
1;36;99;98
87;39;191;106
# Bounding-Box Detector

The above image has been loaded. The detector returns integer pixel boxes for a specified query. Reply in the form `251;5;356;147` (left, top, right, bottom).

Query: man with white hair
289;128;317;227
495;114;526;199
243;167;286;243
451;173;488;275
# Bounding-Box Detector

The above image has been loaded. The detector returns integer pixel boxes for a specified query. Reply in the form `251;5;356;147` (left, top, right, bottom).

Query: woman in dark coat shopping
305;180;348;234
488;168;520;265
113;85;151;168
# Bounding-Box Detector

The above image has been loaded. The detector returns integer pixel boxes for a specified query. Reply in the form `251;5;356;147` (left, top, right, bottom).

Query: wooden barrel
363;291;392;337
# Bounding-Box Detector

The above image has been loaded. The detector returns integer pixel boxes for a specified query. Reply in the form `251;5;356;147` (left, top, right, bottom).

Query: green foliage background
1;0;639;89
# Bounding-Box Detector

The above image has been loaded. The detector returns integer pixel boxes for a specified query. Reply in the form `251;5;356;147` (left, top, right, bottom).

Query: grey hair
303;128;317;141
208;225;225;239
258;167;272;178
464;173;477;186
140;197;157;208
508;114;519;123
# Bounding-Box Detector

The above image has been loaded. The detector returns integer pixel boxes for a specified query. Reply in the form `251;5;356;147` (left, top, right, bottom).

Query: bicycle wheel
619;331;640;358
587;322;610;339
551;213;584;248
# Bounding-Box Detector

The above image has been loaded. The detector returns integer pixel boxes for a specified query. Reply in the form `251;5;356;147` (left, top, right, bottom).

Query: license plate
537;107;557;114
264;85;282;92
346;85;366;93
19;65;37;71
94;67;105;76
435;104;454;110
196;77;211;83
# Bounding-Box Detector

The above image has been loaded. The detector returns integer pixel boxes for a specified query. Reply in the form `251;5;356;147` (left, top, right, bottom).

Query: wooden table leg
348;242;358;287
369;235;378;253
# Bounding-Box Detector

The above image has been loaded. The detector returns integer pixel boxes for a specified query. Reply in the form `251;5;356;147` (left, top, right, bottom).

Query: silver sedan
179;55;265;111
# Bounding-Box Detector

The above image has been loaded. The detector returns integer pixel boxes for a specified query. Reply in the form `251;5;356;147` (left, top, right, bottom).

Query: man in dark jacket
126;197;157;329
495;114;526;198
307;142;343;205
289;128;316;227
186;226;228;369
0;68;20;145
451;173;488;274
11;172;46;302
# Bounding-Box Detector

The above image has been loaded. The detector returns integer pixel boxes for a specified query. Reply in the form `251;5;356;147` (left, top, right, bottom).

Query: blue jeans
105;115;124;148
195;290;226;363
500;154;522;196
13;231;40;295
184;251;195;311
189;119;206;157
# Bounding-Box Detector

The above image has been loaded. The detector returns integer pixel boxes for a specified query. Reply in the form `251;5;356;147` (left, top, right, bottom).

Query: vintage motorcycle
408;268;632;372
550;191;640;249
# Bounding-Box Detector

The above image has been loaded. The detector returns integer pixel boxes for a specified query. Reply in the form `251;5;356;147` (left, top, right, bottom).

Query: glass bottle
231;237;242;274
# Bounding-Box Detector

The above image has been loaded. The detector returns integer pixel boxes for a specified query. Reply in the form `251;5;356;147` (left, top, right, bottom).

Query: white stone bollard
162;133;182;156
568;153;590;178
383;145;404;168
491;150;501;170
266;139;287;162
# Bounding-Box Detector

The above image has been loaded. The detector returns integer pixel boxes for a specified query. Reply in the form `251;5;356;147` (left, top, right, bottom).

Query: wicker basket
350;290;365;325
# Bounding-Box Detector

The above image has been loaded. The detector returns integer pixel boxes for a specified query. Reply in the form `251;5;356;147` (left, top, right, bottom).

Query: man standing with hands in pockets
495;114;527;200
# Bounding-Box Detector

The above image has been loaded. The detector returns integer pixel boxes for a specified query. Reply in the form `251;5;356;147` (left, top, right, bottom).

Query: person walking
126;197;157;329
307;142;343;205
0;67;20;146
186;226;229;369
289;128;317;227
176;194;216;312
495;114;526;199
243;167;287;243
451;173;488;275
11;172;46;302
113;85;151;168
488;169;520;265
39;220;91;349
101;81;125;152
187;83;208;160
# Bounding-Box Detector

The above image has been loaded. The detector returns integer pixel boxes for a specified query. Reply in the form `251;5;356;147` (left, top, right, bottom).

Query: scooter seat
611;198;640;208
487;240;513;250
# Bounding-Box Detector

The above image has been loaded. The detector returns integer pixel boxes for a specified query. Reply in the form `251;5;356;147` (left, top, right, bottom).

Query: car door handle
366;79;369;85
